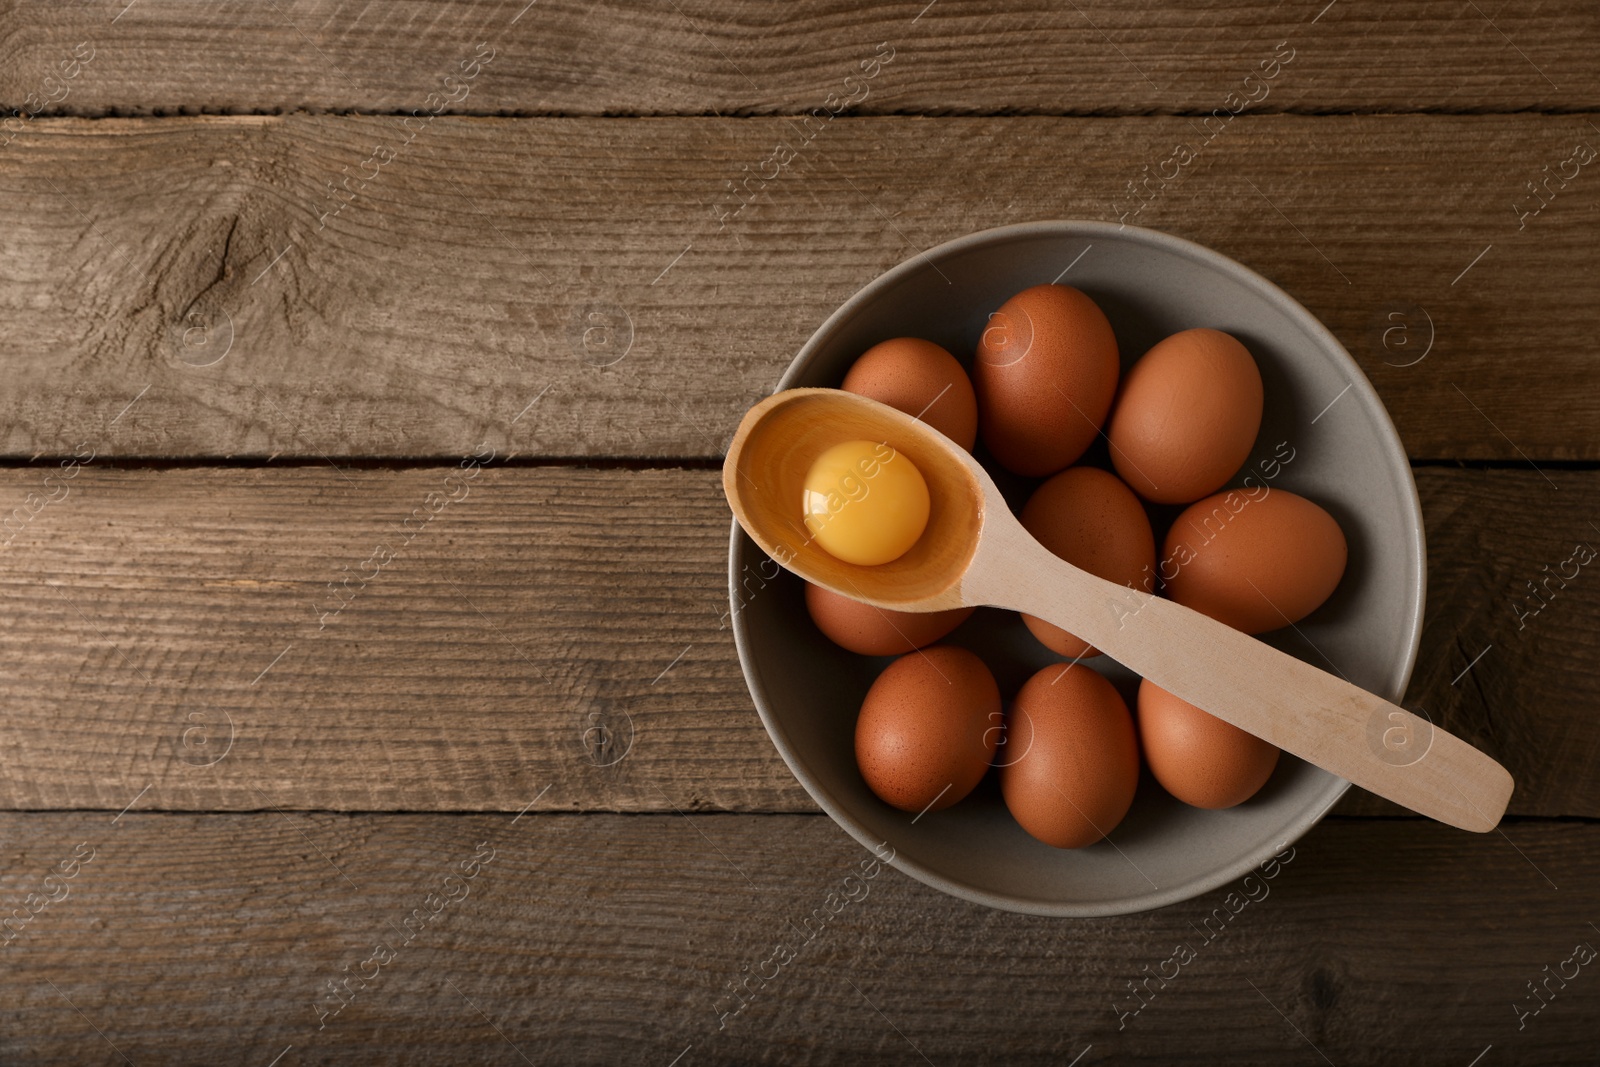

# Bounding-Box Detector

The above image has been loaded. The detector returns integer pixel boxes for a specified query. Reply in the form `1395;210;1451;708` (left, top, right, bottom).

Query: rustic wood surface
2;0;1596;116
2;815;1595;1065
0;465;1593;820
0;114;1597;461
1;0;1596;1062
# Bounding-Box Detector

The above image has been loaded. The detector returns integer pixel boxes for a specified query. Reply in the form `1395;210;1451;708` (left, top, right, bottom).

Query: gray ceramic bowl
728;221;1424;916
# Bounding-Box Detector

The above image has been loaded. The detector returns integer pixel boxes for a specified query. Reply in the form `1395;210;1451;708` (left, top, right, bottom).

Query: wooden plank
0;464;781;813
0;813;1594;1063
3;1;1596;116
0;114;1596;461
0;464;1593;817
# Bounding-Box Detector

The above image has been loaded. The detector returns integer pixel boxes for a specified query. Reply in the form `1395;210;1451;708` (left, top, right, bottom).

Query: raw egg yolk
801;440;930;565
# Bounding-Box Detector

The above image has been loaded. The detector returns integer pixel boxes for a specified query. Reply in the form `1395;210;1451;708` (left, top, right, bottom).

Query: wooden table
1;2;1596;1062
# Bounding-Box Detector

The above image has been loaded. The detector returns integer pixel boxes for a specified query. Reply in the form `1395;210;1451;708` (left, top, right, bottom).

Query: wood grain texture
0;464;1593;817
0;464;774;813
0;812;1594;1065
0;114;1596;461
2;0;1596;116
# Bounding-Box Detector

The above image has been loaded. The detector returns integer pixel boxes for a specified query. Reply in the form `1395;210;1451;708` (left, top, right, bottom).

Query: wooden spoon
723;388;1513;832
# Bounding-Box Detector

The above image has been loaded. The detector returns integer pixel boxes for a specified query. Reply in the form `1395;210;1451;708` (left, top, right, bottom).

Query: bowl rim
729;219;1426;917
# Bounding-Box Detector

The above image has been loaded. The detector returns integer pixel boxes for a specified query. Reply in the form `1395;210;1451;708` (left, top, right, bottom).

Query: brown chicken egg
1162;488;1348;634
974;284;1119;477
842;337;979;451
1137;679;1280;809
1019;467;1156;658
805;582;975;656
855;646;1001;813
1106;328;1263;504
1000;662;1139;848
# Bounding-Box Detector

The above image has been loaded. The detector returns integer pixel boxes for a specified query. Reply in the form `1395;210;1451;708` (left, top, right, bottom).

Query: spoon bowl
723;388;983;610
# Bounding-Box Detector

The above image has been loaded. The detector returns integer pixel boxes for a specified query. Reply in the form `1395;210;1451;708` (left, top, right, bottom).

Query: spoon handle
986;538;1513;832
